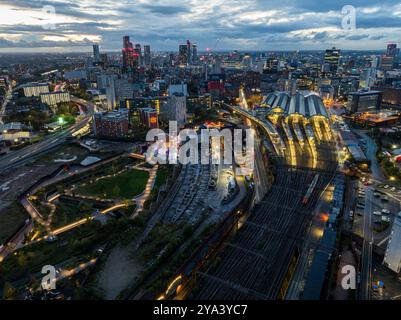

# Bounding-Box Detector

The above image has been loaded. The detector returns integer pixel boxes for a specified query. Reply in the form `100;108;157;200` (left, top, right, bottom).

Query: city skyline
1;1;401;52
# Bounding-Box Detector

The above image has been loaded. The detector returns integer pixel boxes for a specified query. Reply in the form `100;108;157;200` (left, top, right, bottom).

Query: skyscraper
324;47;341;73
144;45;151;66
186;40;192;64
387;43;399;57
93;44;100;63
134;43;142;66
122;36;135;72
179;44;188;65
192;44;198;63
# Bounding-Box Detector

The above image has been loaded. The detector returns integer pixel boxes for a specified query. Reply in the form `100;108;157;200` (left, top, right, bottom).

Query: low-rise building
93;109;129;138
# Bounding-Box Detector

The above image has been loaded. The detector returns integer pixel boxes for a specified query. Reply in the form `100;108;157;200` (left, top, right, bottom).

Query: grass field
77;169;149;200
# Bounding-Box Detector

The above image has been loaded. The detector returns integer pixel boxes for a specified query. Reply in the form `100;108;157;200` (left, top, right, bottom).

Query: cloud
0;0;400;51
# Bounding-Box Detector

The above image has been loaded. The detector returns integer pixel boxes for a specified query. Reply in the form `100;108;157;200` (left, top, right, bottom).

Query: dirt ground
97;245;143;299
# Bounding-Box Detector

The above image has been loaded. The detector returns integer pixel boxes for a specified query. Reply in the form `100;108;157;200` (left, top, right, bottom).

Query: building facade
93;109;129;138
384;212;401;273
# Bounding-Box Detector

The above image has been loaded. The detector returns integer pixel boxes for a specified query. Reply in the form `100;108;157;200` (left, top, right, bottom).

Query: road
360;187;374;300
353;129;385;181
0;92;11;125
0;116;91;173
0;95;94;173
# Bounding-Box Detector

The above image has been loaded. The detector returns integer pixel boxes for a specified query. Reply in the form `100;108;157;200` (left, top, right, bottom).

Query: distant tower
186;40;192;64
93;44;100;63
144;45;151;66
324;47;341;73
122;36;135;72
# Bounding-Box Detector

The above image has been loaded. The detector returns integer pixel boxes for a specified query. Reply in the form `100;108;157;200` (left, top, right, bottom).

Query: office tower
384;212;401;273
186;40;192;64
324;47;341;73
179;44;188;65
134;43;142;66
192;44;198;63
347;90;382;112
387;43;399;57
144;45;151;66
93;44;100;62
122;36;135;72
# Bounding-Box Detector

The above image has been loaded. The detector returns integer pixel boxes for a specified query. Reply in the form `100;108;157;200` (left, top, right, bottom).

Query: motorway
0;96;94;173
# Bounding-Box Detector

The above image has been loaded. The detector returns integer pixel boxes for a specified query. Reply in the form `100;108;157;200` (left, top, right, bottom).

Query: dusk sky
0;0;401;52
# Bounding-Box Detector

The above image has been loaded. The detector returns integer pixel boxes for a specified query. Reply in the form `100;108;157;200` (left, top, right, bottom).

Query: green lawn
77;169;149;200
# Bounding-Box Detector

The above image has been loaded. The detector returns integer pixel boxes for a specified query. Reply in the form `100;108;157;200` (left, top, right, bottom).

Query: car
390;187;396;192
374;192;380;197
349;210;354;218
384;185;389;189
373;211;382;216
357;204;365;209
357;212;363;216
382;209;391;215
381;195;389;201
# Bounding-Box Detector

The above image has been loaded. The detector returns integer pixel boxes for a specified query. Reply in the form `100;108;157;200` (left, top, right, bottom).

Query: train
302;174;320;205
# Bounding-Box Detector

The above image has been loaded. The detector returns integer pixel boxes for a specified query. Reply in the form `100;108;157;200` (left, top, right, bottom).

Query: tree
3;282;17;300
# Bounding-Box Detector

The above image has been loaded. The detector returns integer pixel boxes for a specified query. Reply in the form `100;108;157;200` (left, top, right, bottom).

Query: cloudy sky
0;0;400;52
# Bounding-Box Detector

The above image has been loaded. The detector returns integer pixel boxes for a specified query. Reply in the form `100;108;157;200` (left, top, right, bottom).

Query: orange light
320;213;329;222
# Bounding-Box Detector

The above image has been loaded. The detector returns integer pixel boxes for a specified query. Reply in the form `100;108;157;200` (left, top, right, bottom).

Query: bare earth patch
97;245;143;299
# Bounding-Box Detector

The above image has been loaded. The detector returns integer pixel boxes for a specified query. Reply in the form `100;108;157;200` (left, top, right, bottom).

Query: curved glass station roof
261;91;329;119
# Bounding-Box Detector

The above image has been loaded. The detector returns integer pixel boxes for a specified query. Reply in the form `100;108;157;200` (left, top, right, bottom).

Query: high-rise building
387;43;399;57
122;36;135;71
186;40;192;64
179;44;188;66
144;45;151;66
324;47;341;73
192;44;198;63
134;43;142;66
93;44;100;63
384;212;401;273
